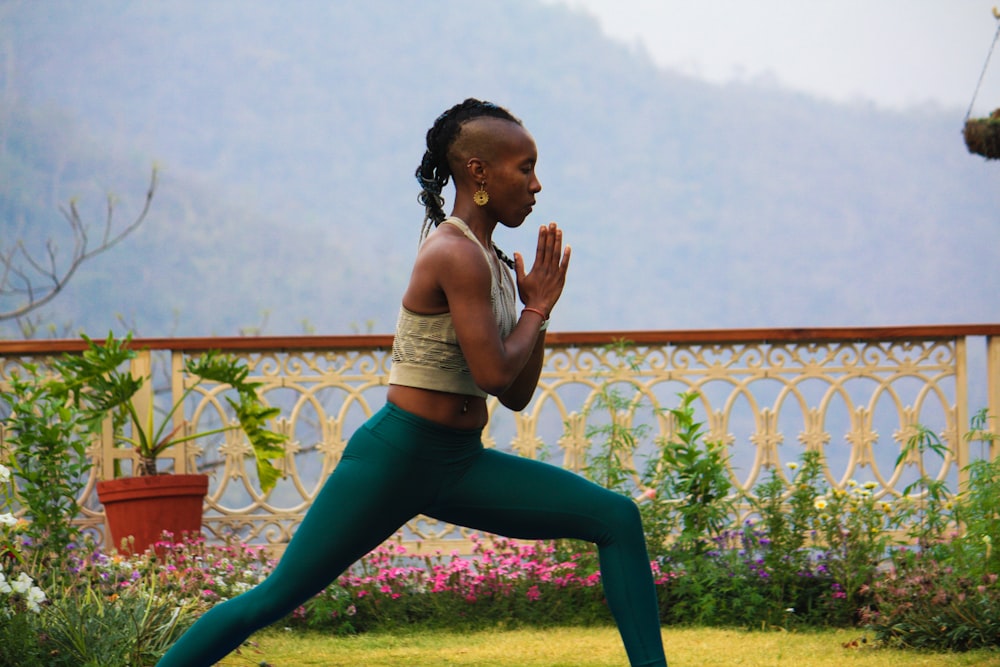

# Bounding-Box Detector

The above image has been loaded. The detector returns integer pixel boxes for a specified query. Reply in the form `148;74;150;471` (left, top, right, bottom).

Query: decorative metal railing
1;325;998;552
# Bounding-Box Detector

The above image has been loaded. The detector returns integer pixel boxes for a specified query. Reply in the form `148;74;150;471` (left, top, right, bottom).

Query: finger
546;225;563;269
541;223;560;265
513;252;526;282
536;224;552;265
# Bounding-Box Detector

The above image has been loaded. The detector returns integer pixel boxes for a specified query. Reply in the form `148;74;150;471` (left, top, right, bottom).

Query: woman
157;98;667;667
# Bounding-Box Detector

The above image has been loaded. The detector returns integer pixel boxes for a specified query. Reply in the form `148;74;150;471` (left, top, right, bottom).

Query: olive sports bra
388;217;517;397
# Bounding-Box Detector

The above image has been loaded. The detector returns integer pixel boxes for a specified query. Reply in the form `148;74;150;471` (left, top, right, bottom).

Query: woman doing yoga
156;98;668;667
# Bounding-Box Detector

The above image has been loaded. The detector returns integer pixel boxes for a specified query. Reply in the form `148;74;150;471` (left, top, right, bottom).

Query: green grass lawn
221;627;1000;666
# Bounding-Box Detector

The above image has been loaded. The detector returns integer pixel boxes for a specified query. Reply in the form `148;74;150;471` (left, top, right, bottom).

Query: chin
503;208;532;227
498;216;525;229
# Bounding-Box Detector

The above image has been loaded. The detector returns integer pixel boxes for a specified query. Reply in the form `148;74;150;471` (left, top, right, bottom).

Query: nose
531;173;542;193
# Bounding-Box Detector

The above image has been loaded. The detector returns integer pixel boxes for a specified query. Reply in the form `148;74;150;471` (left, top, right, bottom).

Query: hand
514;222;571;316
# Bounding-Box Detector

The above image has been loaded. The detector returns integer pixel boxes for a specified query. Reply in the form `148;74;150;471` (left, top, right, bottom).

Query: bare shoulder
420;225;491;278
402;225;491;313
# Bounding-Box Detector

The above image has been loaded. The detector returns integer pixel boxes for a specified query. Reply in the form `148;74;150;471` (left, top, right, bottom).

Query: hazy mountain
2;0;998;338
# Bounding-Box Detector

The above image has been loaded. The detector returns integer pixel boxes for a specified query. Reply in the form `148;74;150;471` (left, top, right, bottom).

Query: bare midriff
386;384;489;430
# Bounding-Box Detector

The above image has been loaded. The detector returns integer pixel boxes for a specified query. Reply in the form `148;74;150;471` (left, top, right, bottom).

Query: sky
547;0;1000;113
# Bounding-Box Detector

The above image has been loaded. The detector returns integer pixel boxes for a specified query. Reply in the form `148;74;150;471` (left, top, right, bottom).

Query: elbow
472;367;521;399
499;392;531;412
497;375;536;411
476;376;515;399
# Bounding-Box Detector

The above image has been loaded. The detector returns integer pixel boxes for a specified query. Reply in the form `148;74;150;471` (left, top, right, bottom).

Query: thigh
271;421;430;592
427;449;631;543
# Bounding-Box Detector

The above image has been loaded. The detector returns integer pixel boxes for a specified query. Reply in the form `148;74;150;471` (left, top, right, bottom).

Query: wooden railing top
2;324;1000;355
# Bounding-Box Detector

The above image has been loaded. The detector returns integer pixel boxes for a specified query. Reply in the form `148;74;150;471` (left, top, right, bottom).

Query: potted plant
963;108;1000;160
49;333;287;553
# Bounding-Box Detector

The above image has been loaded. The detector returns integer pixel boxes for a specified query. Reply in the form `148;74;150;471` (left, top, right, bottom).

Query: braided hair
415;98;520;268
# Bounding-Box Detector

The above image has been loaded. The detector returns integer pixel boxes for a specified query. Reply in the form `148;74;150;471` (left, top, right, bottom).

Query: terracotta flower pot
96;473;209;554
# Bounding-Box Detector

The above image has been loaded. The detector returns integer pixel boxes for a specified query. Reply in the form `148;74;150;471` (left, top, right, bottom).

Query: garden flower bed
1;397;998;664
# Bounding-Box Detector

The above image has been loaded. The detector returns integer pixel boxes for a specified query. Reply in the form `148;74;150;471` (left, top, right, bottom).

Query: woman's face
486;124;541;228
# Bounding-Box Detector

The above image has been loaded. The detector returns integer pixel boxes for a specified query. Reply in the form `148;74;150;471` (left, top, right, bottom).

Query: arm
441;223;569;398
498;323;546;411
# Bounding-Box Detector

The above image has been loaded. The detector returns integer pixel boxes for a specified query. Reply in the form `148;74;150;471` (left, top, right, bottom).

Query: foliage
0;453;996;658
862;418;1000;650
296;535;627;634
0;530;272;666
0;465;15;565
893;423;952;552
42;577;193;667
2;342;999;655
49;332;287;489
951;408;1000;577
575;342;735;562
652;453;868;628
0;462;51;666
811;478;896;622
0;363;92;561
580;341;649;494
148;532;274;605
861;553;1000;651
0;605;49;667
646;390;734;558
963;108;1000;160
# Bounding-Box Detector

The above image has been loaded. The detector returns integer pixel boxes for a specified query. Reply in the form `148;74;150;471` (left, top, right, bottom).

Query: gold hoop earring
473;183;489;206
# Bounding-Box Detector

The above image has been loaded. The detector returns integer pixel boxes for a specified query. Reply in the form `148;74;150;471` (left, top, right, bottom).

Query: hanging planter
963;109;1000;160
962;10;1000;160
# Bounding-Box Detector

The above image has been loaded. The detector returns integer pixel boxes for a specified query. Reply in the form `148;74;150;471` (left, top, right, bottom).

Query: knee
598;491;644;540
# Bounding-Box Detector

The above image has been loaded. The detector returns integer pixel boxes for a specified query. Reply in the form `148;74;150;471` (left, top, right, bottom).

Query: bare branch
0;166;158;323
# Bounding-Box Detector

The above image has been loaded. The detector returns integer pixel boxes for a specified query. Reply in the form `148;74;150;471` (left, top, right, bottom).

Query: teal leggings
157;403;667;666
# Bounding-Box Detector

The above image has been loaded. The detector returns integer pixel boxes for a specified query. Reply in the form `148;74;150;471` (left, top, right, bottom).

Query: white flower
0;513;16;528
813;497;828;511
25;586;46;612
0;464;10;483
0;573;11;595
11;572;33;595
786;462;799;471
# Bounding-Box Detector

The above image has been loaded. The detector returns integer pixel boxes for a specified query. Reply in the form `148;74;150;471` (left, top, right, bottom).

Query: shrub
295;536;620;634
42;578;194;667
0;564;50;667
862;431;1000;650
1;364;93;566
861;553;1000;650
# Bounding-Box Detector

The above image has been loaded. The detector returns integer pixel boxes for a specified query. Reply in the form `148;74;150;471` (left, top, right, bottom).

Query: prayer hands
514;222;571;317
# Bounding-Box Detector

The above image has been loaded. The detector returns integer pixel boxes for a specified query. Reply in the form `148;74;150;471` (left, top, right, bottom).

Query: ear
465;157;488;183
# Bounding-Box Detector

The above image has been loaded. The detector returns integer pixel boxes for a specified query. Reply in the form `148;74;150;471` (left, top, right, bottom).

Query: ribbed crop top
389;217;518;398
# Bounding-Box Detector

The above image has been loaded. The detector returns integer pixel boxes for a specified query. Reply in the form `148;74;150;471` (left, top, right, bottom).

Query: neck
450;204;496;249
